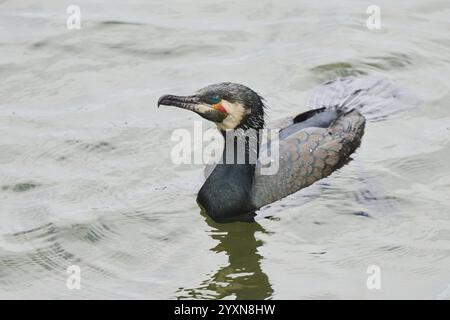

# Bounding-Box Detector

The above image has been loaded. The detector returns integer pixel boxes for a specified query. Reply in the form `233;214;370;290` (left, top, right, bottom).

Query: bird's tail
305;77;418;122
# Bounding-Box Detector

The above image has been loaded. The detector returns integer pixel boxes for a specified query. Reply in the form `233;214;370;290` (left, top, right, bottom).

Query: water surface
1;0;450;299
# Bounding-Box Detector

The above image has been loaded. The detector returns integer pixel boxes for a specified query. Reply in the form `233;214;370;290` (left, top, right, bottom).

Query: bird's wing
267;116;294;130
250;110;365;209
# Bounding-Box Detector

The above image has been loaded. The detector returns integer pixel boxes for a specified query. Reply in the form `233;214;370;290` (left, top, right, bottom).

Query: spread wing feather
251;111;365;208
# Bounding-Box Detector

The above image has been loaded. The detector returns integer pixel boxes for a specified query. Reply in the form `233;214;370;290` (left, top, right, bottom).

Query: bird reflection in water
176;211;273;300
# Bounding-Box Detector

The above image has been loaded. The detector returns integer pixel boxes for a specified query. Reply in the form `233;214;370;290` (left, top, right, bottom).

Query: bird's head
158;82;266;132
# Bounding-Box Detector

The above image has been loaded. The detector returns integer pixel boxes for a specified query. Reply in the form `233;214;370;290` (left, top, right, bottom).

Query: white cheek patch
195;103;214;114
216;100;247;130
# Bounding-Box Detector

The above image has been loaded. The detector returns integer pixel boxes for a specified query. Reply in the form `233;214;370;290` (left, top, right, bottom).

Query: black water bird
158;77;411;222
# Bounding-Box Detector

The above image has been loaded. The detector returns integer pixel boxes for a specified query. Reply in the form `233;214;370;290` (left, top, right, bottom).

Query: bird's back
251;110;365;208
250;76;416;209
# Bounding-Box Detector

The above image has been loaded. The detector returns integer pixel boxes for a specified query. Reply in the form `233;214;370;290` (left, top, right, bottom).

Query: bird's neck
196;124;263;221
219;128;260;166
220;110;265;162
213;128;261;190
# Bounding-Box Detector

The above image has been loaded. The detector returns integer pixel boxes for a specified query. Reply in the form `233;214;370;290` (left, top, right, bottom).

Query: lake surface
1;0;449;299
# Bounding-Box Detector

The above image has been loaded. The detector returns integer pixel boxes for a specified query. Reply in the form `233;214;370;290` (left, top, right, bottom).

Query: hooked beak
158;94;227;122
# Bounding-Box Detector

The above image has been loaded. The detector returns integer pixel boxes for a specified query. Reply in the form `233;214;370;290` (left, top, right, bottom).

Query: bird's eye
209;94;222;104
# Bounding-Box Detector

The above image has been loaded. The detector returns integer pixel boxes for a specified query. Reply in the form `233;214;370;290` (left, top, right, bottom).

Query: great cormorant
158;77;409;222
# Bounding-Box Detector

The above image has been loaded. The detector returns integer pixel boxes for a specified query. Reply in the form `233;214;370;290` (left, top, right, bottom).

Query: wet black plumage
158;77;413;222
